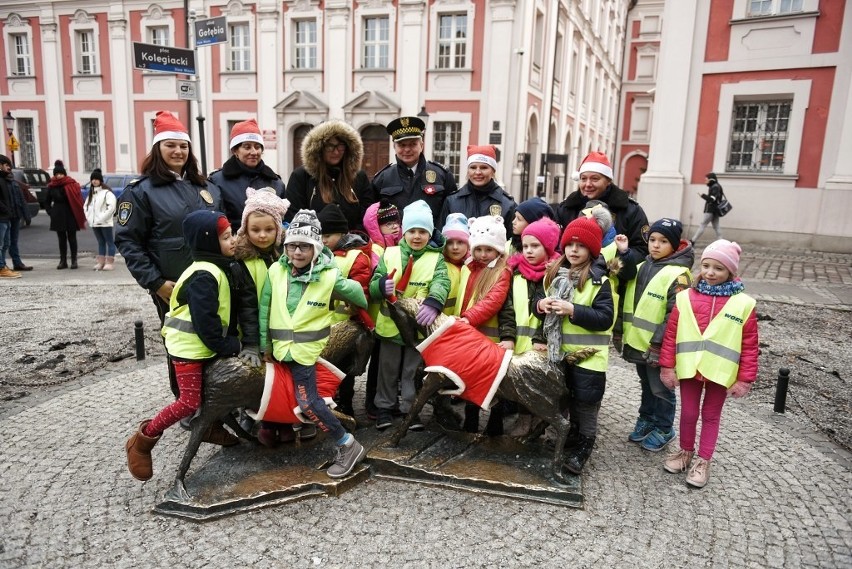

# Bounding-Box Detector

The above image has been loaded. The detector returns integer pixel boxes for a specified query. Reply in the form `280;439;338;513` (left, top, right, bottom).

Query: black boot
57;257;68;270
484;403;504;437
463;403;480;433
564;422;581;450
564;435;595;474
70;255;78;269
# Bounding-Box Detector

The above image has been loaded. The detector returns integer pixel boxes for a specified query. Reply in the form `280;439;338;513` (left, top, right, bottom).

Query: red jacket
659;288;759;383
459;261;511;329
332;232;373;298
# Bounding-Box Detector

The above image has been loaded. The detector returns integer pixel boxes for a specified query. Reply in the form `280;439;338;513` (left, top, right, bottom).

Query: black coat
439;179;517;237
284;166;373;231
0;174;14;222
208;156;285;231
370;155;458;228
44;177;83;232
700;180;724;215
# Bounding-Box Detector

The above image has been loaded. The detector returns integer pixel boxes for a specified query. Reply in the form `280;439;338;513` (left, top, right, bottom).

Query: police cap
386;116;426;142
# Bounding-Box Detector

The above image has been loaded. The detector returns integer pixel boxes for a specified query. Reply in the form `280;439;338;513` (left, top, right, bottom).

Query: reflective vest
243;257;268;304
455;265;500;342
162;261;231;360
623;264;691;352
330;249;362;324
443;263;461;316
267;264;338;365
560;277;614;372
512;273;539;354
674;291;756;388
600;242;620;319
366;243;385;322
375;248;441;339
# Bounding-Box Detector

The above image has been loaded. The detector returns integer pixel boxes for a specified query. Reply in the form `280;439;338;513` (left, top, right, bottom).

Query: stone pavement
1;247;850;567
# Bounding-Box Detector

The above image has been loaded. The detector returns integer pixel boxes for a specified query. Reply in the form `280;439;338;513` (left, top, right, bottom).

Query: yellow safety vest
674;291;756;388
162;261;231;360
560;277;614;372
375;247;441;339
623;264;691;352
243;257;268;304
267;263;338;365
330;249;362;324
600;241;620;320
455;265;501;342
366;243;385;322
443;263;461;316
512;273;539;354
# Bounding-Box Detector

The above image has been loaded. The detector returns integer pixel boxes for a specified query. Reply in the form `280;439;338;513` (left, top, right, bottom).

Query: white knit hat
468;215;507;255
285;209;323;261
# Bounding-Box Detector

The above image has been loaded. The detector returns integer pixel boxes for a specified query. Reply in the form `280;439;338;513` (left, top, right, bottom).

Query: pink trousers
678;377;728;460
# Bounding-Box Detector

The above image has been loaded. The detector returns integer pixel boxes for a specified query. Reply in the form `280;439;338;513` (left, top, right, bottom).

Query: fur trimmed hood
301;120;364;179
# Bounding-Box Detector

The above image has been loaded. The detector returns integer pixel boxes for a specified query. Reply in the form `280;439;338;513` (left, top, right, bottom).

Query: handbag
716;195;733;217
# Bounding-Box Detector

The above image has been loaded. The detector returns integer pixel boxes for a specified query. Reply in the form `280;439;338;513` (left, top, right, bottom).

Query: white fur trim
576;162;613;180
230;132;264;149
246;362;277;421
415;316;458;352
293;397;337;424
426;365;466;396
317;357;346;380
152;130;191;145
467;153;497;170
477;348;514;410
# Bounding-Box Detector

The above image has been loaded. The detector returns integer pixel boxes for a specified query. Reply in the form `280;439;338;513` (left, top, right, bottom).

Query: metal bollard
773;367;790;413
134;320;146;361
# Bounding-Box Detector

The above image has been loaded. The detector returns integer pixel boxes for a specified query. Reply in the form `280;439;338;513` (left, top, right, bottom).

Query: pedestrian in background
44;160;86;270
0;154;31;276
659;239;758;488
690;173;724;243
84;169;117;270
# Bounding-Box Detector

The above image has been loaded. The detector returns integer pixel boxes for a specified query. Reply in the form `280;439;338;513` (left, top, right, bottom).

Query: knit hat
376;199;400;225
515;197;554;224
468;215;507;255
229;119;264;150
152;111;190;146
317;203;349;235
522;218;561;259
467;145;498;171
53;160;67;176
572;151;613;181
285;209;324;261
560;217;602;259
702;239;742;276
90;168;104;183
648;217;683;247
581;199;613;235
706;172;717;181
402;200;434;235
0;154;11;166
441;212;470;244
238;187;290;245
183;210;229;256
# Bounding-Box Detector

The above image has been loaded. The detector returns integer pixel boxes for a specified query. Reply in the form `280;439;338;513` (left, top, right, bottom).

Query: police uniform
370;116;458;228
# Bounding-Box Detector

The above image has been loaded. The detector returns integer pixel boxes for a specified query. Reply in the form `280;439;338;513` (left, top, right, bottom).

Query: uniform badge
117;202;132;226
489;204;502;216
423;185;437;195
401;117;410;127
200;190;214;204
425;170;437;183
641;224;650;242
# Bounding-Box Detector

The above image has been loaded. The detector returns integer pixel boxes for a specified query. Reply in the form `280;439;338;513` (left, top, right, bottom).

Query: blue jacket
440;179;517;237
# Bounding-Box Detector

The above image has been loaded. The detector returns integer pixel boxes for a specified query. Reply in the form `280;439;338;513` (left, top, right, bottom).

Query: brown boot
202;421;239;446
102;256;115;271
125;420;161;481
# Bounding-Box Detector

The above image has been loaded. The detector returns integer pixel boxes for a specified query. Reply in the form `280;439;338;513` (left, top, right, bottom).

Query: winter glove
238;345;262;368
727;380;752;398
612;334;623;354
660;367;678;390
645;345;661;367
415;304;440;327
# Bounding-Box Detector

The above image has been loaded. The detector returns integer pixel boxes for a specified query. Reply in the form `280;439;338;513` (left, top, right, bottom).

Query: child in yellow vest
622;218;694;452
369;200;450;431
125;210;258;481
534;217;615;474
659;240;758;488
259;209;368;478
440;212;470;316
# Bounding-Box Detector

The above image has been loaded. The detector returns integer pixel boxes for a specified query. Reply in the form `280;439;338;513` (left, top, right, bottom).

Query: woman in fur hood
284;120;375;232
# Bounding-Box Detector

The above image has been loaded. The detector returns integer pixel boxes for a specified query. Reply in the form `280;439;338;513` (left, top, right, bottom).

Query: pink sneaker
686;457;711;488
663;449;694;473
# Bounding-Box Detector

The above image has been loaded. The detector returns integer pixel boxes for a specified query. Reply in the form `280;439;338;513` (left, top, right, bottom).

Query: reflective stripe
444;297;456;309
163;316;194;333
676;340;741;364
623;313;633;323
479;326;499;338
269;328;330;343
560;333;612;346
630;315;658;333
516;326;538;338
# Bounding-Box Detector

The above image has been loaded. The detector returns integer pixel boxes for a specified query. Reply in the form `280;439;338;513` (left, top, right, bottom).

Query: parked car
18;183;39;225
12;167;51;210
81;173;142;201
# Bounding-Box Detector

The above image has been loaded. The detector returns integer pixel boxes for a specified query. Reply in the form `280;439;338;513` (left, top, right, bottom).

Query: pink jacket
659;288;759;383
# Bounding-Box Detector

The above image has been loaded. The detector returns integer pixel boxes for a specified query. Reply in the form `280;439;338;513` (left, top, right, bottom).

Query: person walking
690;173;724;243
83;169;117;270
44;160;86;269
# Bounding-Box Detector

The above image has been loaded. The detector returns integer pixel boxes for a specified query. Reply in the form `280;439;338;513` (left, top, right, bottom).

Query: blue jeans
0;220;10;269
8;218;24;266
290;361;346;441
92;226;116;256
636;363;676;431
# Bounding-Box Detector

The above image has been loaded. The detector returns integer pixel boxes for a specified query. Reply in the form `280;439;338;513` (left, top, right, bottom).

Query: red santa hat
467;145;498;171
229;119;264;150
152;111;190;146
572;151;613;181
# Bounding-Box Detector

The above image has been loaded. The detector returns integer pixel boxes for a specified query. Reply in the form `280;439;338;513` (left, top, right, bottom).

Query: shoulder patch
641;224;650;242
427;160;449;171
374;163;394;176
125;176;146;188
117;202;133;225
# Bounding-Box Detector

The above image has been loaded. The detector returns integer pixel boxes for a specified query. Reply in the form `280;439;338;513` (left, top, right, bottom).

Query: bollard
134;320;146;361
773;367;790;413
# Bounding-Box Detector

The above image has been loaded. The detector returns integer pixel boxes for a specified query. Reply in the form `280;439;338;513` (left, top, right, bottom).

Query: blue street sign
132;42;196;75
195;16;228;47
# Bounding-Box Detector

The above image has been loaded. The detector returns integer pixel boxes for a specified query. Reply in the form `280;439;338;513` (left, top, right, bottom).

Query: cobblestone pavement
1;247;850;568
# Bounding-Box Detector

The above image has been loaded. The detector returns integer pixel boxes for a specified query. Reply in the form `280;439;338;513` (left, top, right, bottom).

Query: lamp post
417;106;430;122
3;111;17;168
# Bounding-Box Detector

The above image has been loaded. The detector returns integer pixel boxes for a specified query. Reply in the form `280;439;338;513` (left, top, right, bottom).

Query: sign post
188;13;228;175
132;43;196;75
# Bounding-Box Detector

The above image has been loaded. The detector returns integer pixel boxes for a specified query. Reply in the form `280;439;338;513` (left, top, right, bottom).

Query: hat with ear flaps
285;209;324;261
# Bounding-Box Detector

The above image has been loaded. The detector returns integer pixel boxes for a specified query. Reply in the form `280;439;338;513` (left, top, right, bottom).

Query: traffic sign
195;16;228;47
132;42;196;75
177;80;199;101
7;134;19;152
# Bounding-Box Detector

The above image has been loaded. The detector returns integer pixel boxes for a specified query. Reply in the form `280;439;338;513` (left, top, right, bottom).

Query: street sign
6;135;19;152
177;80;199;101
195;16;228;47
132;42;196;75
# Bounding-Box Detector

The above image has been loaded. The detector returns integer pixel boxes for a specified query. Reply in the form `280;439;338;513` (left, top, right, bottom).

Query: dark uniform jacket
208;156;285;232
370;154;458;228
440;179;517;237
115;174;222;293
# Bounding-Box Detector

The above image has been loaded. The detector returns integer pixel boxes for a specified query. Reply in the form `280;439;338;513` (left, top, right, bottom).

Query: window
76;30;97;75
81;118;101;171
432;121;462;180
727;100;790;172
228;23;251;71
437;14;467;69
17;118;36;168
148;26;170;46
294;20;317;69
748;0;803;16
363;16;389;69
11;33;32;76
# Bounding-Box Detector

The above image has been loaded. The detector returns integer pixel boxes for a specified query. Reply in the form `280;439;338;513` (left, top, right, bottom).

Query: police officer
370;116;458;229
